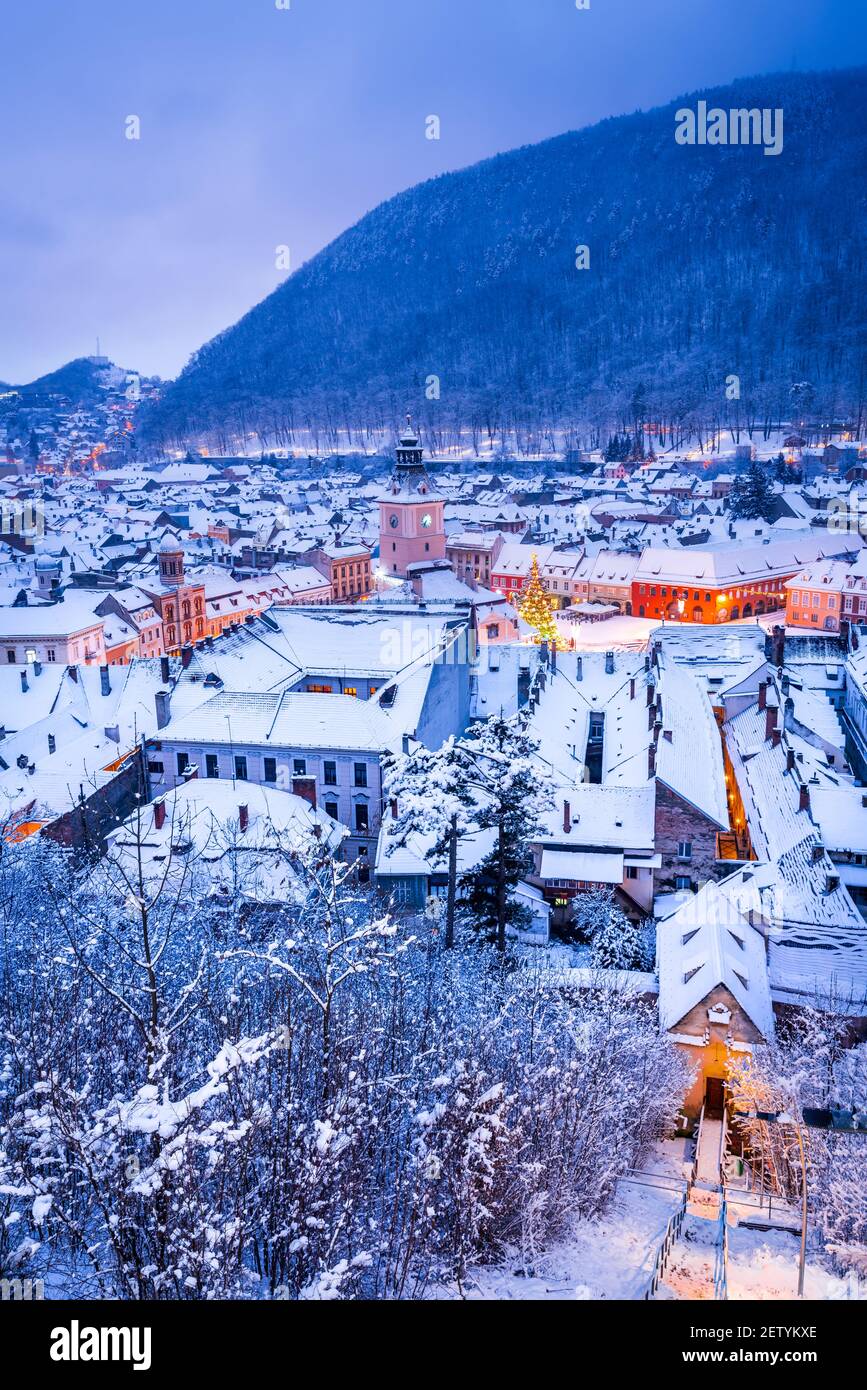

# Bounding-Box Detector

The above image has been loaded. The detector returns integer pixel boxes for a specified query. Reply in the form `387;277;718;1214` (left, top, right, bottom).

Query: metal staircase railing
716;1195;728;1301
644;1192;688;1299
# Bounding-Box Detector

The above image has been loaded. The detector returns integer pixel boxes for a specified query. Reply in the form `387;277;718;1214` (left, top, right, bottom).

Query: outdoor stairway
646;1107;729;1299
653;1215;719;1300
687;1111;725;1216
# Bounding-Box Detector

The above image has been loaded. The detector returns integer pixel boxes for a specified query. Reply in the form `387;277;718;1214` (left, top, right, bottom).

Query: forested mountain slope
144;68;867;451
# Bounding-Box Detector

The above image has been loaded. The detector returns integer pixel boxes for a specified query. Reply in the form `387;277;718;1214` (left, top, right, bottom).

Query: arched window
166;605;175;622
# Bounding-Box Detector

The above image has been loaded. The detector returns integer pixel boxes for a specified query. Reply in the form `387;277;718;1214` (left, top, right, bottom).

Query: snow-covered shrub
0;825;687;1299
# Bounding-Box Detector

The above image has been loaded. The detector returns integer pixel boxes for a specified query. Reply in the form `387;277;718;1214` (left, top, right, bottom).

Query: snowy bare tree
0;821;688;1300
383;737;471;948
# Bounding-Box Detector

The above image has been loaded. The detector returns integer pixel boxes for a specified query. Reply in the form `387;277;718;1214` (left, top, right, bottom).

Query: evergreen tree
628;432;646;463
568;887;650;969
518;553;558;644
457;715;548;952
729;460;775;522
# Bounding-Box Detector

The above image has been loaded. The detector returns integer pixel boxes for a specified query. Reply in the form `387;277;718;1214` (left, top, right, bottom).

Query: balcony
716;831;754;864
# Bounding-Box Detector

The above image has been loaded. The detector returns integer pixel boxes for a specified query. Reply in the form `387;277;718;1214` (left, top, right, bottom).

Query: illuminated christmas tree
518;553;558;643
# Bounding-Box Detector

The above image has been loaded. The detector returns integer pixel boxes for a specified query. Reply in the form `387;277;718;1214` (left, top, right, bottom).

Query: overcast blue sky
2;0;864;384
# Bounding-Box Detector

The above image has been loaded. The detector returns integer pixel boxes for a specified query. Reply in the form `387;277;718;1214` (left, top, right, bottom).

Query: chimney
292;775;317;810
155;690;172;729
160;655;170;685
67;665;78;683
798;783;810;813
771;729;782;748
786;747;796;773
563;799;571;834
48;733;56;755
20;670;28;694
653;718;662;746
772;624;785;669
648;742;657;778
629;677;636;700
605;650;614;675
181;645;193;669
765;704;778;742
34;660;42;677
575;655;583;682
182;763;198;782
154;799;166;830
758;680;767;712
390;797;398;820
100;665;111;697
648;702;656;731
238;804;249;833
646;680;655;708
781;673;790;696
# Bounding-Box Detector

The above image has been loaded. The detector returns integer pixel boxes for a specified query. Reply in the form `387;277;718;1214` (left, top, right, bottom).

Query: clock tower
378;417;446;578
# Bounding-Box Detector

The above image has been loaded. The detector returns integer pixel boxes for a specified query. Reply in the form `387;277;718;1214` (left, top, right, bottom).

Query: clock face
389;514;399;528
421;513;432;528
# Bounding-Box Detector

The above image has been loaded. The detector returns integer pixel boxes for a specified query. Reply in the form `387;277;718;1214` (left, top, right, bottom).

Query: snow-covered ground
440;1141;862;1301
553;612;656;650
549;607;789;654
